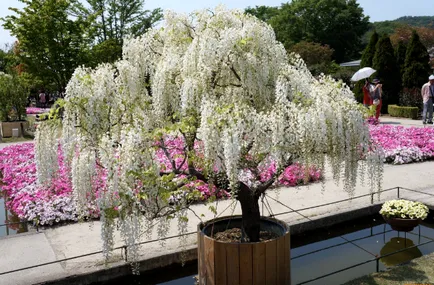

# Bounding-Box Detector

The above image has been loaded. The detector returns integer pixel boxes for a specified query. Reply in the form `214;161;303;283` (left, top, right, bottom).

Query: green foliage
399;87;422;108
366;16;434;45
2;0;92;92
0;45;20;73
373;35;400;108
88;38;122;66
269;0;370;62
394;16;434;29
0;72;29;122
388;105;418;119
290;41;334;70
395;41;407;74
245;5;279;22
330;66;357;88
370;21;403;36
73;0;162;66
361;31;379;67
362;21;402;44
402;31;431;88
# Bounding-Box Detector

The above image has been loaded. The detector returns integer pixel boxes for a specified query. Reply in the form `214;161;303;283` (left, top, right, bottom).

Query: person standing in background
363;79;373;107
421;75;434;125
39;90;46;108
371;79;382;120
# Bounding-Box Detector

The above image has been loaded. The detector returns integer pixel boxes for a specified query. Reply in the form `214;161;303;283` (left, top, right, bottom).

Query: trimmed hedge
388;105;418;119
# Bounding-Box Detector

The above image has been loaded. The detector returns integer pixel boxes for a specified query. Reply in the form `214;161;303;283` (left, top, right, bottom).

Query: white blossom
36;6;383;265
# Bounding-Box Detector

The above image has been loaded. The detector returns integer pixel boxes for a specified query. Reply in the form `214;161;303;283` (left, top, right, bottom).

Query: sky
0;0;433;46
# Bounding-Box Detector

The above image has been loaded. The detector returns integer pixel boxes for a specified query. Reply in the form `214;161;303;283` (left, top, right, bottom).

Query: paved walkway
1;117;434;285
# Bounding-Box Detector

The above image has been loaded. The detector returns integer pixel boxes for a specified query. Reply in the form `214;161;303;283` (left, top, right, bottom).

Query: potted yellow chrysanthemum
380;199;429;232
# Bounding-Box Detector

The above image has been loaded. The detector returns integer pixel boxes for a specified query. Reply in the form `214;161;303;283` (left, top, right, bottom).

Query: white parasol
350;67;376;82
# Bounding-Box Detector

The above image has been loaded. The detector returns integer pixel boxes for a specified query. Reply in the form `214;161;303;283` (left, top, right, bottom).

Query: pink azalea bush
7;123;434;226
366;117;379;126
0;143;77;225
369;124;434;164
26;107;50;115
156;136;322;202
1;139;322;225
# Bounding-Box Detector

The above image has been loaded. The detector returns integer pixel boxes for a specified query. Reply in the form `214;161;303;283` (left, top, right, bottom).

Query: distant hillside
394;16;434;29
362;16;434;44
371;16;434;35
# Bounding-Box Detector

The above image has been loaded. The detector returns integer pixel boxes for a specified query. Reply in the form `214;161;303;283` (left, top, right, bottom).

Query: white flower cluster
380;199;429;220
36;6;383;264
384;147;425;164
35;121;59;185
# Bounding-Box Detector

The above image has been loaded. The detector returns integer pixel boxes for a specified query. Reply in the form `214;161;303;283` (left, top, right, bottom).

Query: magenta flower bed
0;143;77;225
26;107;50;115
0;139;322;225
369;124;434;164
6;123;434;226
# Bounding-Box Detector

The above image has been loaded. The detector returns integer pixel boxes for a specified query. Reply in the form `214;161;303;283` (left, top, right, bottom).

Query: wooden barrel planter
198;215;290;285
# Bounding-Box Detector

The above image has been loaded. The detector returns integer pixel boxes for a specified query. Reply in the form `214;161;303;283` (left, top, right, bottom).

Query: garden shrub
388;105;418;119
399;87;422;108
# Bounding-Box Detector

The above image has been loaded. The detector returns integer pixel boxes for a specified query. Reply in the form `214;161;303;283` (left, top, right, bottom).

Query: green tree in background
245;5;279;22
372;35;400;109
402;30;431;88
0;44;19;73
289;41;334;75
0;71;29;122
2;0;92;92
360;31;379;67
269;0;370;62
73;0;162;65
395;41;407;84
395;41;407;76
354;31;379;102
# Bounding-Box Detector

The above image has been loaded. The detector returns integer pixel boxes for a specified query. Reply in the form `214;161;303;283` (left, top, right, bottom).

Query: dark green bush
399;87;422;108
388;105;418;119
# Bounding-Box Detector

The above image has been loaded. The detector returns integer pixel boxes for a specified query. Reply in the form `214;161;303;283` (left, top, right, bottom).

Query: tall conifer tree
402;31;431;88
373;35;400;109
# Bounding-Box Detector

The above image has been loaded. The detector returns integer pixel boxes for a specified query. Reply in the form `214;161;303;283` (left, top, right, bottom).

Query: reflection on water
0;195;28;237
94;214;434;285
380;237;423;266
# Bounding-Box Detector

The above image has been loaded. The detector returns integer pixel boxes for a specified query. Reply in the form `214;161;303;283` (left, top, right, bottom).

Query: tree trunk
237;182;261;242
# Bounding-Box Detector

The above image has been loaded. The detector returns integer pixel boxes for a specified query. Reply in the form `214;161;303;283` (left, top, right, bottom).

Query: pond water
0;195;28;237
94;212;434;285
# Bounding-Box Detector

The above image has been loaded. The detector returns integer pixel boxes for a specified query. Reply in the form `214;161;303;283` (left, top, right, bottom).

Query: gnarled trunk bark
237;182;260;242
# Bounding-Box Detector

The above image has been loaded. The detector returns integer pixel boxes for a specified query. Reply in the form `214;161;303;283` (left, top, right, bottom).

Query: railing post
371;193;374;205
376;258;379;272
397;187;400;199
123;246;128;262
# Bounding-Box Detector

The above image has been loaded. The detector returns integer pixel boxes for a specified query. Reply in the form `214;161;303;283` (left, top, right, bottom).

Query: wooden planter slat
214;240;227;285
198;216;290;285
239;244;253;284
204;236;215;285
198;231;206;285
253;242;266;285
284;234;291;285
226;243;240;285
276;235;286;284
265;240;278;285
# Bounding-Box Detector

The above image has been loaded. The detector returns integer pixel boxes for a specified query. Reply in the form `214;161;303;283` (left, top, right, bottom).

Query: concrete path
1;117;434;285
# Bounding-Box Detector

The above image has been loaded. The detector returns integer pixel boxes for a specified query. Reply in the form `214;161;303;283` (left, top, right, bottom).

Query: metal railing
0;186;433;285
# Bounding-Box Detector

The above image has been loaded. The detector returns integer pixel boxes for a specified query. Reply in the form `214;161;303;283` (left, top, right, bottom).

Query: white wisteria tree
35;6;382;263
